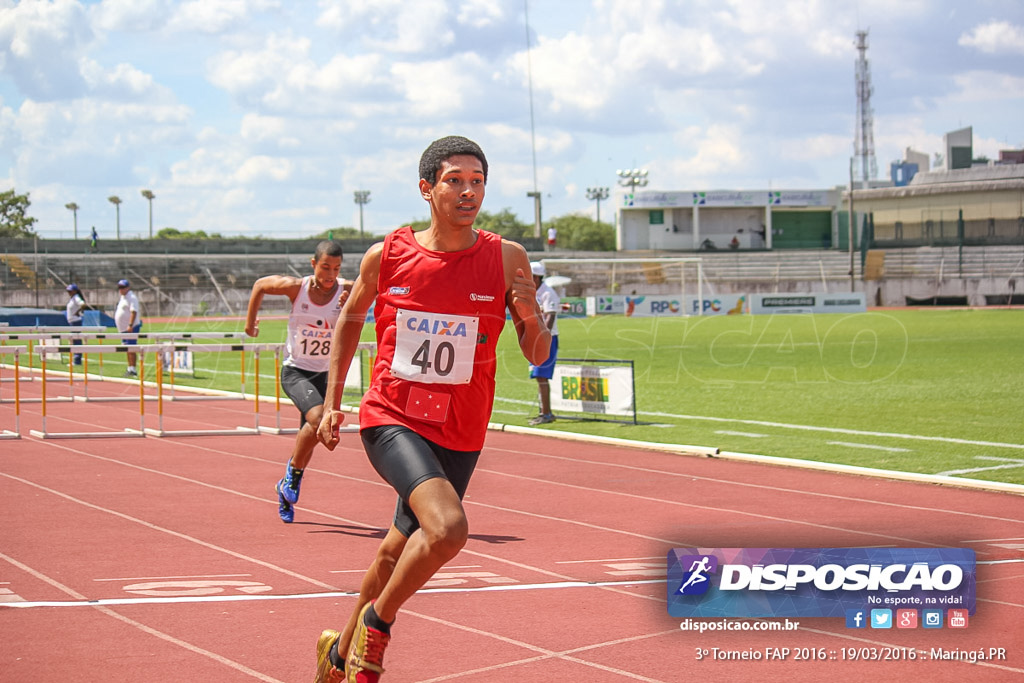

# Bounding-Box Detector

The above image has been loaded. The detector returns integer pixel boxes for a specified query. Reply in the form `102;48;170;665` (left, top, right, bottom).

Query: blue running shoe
280;466;303;505
276;478;294;523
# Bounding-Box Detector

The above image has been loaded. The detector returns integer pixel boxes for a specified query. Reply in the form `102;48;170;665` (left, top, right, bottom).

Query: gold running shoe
346;601;391;683
313;628;345;683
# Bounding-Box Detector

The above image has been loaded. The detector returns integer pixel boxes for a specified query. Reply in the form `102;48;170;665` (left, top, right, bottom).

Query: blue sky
2;0;1023;240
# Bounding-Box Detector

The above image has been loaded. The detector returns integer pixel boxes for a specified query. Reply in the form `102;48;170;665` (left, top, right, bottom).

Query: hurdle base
258;425;359;435
144;426;260;438
258;426;299;435
3;396;75;404
74;395;161;403
0;430;20;439
29;428;145;439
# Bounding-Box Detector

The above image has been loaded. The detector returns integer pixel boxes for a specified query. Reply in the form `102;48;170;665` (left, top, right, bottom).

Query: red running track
1;373;1022;682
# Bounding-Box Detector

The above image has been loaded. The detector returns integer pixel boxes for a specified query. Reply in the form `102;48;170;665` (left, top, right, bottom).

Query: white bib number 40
392;309;478;385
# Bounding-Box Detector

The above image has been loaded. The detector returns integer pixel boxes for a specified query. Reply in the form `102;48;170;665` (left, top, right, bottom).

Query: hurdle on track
29;345;148;439
1;330;249;382
31;342;293;438
254;341;375;436
0;347;24;438
1;326;105;374
10;332;249;404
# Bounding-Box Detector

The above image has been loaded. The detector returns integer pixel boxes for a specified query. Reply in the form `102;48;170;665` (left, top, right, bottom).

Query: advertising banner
685;294;747;316
551;362;635;417
749;293;867;314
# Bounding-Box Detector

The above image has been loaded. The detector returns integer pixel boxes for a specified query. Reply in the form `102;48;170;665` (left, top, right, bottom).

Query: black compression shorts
281;365;328;425
360;424;481;538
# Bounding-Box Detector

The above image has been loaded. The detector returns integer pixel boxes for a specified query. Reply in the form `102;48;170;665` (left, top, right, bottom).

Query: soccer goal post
539;257;704;315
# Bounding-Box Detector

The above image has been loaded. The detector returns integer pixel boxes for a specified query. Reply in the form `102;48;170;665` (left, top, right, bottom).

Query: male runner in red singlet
244;241;351;523
313;136;551;683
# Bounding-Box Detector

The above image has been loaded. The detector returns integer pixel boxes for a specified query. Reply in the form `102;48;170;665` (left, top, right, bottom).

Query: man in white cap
115;279;142;376
528;261;559;425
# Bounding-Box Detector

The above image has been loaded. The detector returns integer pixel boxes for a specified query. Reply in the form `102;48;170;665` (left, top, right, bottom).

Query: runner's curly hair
418;136;488;185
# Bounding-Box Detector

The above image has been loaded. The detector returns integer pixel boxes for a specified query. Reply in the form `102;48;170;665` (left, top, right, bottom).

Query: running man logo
676;554;718;595
560;375;609;402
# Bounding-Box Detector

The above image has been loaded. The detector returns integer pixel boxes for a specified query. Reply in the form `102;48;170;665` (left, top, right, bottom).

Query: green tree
156;227;225;239
310;226;362;240
406;208;530;237
0;189;38;238
545;214;615;251
473;208;532;239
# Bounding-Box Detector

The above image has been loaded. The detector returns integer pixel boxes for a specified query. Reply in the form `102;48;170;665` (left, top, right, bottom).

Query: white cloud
0;0;92;99
169;0;282;35
315;0;454;53
392;53;487;115
947;70;1024;103
236;154;293;183
5;0;1024;239
780;133;851;162
456;0;506;30
222;187;255;208
959;21;1024;55
207;33;395;116
91;0;172;32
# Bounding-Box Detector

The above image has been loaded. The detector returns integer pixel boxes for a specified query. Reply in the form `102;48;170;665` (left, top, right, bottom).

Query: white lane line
0;551;284;683
16;430;1024;681
94;573;252;582
938;456;1024;476
635;407;1024;451
0;577;664;609
556;556;664;565
482;448;1024;526
0;472;340;591
827;441;911;452
497;394;1024;451
716;430;768;438
413;625;679;683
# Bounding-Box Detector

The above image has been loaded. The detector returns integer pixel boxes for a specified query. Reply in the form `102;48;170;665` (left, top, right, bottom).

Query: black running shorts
360;424;481;537
281;365;328;425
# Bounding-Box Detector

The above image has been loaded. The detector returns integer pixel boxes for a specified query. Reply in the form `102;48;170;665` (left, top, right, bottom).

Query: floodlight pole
527;191;542;239
108;195;122;239
616;169;649;195
65;202;79;239
848;158;855;292
586;187;610;225
354;190;371;238
141;189;155;239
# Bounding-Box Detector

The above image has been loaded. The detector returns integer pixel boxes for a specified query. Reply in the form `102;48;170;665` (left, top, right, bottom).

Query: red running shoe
346;602;391;682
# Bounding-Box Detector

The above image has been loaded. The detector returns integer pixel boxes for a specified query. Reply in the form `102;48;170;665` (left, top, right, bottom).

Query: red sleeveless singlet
358;226;507;451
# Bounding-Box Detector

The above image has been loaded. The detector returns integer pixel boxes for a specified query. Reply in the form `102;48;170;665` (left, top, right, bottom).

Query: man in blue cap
65;284;87;365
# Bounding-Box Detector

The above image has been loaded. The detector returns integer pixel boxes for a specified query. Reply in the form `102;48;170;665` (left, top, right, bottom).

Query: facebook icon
845;609;866;629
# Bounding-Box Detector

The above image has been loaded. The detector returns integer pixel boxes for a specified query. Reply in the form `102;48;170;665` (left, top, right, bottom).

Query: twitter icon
870;609;892;629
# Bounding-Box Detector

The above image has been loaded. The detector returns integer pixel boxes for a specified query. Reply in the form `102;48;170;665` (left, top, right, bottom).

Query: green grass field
35;309;1024;485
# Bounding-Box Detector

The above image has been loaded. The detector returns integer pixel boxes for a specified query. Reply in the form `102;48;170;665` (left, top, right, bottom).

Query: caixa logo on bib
666;548;976;619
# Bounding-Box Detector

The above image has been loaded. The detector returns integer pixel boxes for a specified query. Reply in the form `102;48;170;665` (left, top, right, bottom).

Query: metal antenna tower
853;29;877;186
